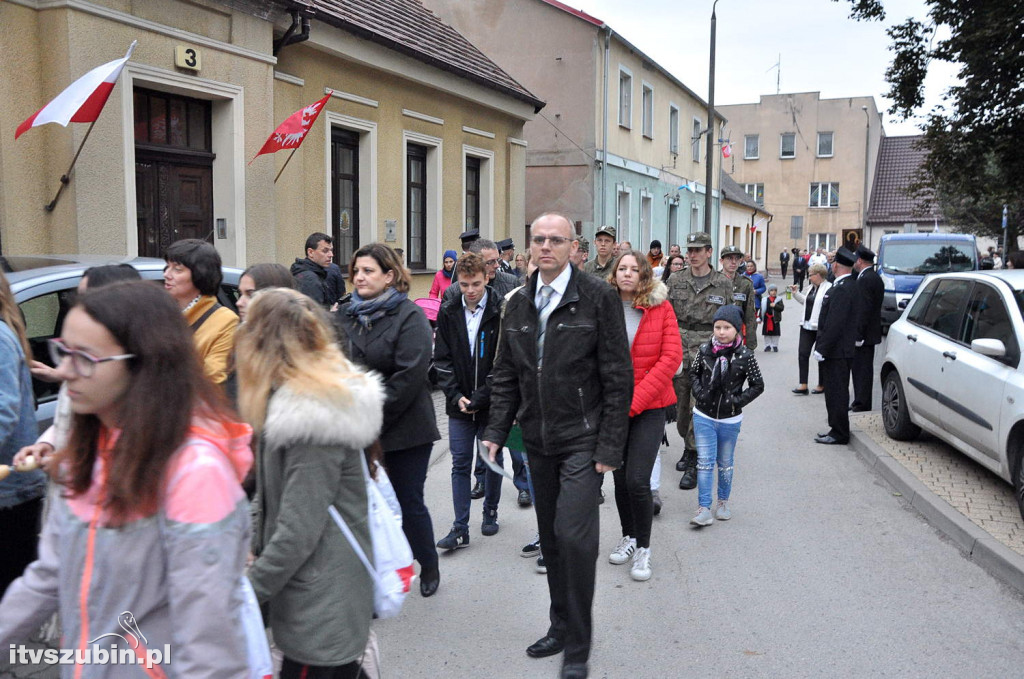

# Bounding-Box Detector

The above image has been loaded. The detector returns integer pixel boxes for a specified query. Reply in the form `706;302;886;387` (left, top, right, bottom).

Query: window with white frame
743;183;764;206
618;67;632;128
808;232;837;251
817;131;834;157
809;182;839;208
669;105;679;154
790;215;803;240
692;118;702;162
744;134;759;159
640;192;653;246
641;83;654;139
403;130;442;271
780;132;795;158
616;187;631;235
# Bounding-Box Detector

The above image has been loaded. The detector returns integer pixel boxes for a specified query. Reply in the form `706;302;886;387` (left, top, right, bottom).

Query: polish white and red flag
15;41;136;140
251;92;332;162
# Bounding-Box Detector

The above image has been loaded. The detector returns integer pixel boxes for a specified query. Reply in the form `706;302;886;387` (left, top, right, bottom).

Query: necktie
536;285;554;365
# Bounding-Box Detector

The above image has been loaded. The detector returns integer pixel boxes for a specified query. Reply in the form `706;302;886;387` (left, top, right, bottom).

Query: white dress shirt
534;264;572;325
463;290;488;349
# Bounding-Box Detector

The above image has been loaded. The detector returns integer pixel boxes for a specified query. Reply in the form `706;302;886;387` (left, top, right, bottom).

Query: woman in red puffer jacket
605;251;682;583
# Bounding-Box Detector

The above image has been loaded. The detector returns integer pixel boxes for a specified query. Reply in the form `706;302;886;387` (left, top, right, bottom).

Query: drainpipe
765;214;773;265
751;208;758;261
274;7;313;56
600;25;611;229
861;105;871;248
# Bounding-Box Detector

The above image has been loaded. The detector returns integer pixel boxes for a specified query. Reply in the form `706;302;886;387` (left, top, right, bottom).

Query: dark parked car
4;255;241;431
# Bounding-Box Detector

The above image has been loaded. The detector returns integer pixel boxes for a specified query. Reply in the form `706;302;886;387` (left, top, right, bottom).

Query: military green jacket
724;273;758;350
582;257;614;281
666;268;734;360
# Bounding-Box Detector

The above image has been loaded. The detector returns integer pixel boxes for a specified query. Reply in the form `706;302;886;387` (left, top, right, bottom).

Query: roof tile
866;136;943;225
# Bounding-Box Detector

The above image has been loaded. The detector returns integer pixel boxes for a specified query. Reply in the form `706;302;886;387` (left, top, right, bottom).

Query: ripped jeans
692;410;742;509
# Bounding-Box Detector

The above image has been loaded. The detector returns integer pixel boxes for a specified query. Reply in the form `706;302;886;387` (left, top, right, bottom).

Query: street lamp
704;0;719;235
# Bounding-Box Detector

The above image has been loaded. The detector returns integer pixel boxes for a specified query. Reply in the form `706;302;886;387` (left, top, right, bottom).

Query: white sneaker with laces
714;500;732;521
609;536;636;565
630;547;652;581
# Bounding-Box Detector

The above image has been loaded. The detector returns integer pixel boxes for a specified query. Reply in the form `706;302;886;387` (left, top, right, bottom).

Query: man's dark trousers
851;344;875;410
528;449;602;665
822;358;852;442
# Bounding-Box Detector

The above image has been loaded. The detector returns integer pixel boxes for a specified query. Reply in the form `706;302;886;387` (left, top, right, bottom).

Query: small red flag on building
251;92;332;163
16;41;136;139
721;142;732;158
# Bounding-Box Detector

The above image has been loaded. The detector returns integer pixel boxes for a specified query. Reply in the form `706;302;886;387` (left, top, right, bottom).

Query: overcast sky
569;0;958;136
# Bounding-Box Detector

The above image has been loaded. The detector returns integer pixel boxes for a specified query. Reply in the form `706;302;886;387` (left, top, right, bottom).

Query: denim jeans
509;448;530;493
692;411;741;509
449;417;503;530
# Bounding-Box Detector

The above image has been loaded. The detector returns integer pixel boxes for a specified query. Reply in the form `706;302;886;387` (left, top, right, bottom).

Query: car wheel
1013;446;1024;523
881;370;920;441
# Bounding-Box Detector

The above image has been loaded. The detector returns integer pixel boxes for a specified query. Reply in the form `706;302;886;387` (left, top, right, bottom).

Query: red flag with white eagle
15;41;136;139
251;92;332;162
722;142;732;158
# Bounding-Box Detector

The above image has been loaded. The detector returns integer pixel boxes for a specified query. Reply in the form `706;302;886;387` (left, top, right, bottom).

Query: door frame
120;63;246;266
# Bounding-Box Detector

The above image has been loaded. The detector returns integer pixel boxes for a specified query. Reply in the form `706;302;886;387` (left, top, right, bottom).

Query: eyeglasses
531;235;573;246
48;339;135;378
483;258;500;267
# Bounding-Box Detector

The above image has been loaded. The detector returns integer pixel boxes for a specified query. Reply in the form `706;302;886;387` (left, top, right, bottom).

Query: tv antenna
766;54;780;95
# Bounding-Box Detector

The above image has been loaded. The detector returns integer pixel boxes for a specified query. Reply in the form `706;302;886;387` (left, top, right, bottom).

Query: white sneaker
714;500;732;521
630;547;652;581
690;506;713;526
609;536;636;565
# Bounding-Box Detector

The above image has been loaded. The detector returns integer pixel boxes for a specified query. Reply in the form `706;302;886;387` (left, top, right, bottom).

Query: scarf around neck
347;286;406;329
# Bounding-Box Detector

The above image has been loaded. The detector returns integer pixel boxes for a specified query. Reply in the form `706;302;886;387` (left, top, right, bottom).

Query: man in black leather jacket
483;213;632;679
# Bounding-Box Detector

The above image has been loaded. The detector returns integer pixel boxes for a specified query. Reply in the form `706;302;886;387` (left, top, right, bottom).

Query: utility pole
704;0;719;234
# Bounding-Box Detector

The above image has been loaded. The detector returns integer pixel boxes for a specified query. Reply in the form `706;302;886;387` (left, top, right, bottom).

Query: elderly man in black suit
851;246;884;412
813;247;861;445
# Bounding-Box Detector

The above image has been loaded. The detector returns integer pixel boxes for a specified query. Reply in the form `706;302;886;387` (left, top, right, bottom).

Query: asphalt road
375;306;1024;678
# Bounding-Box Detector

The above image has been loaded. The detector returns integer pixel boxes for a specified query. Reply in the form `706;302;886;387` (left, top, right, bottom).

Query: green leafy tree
842;0;1024;250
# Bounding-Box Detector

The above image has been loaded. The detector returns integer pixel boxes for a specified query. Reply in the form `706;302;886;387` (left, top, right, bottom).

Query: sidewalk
849;411;1024;593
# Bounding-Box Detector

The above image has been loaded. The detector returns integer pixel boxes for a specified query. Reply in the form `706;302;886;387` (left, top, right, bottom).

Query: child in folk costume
688;305;764;526
761;283;784;352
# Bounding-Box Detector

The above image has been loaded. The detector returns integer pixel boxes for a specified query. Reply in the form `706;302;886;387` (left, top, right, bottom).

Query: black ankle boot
678;450;697;490
420;564;440;597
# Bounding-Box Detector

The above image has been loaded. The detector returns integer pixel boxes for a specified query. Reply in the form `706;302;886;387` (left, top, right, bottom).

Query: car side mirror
897;300;908;309
971;338;1007;357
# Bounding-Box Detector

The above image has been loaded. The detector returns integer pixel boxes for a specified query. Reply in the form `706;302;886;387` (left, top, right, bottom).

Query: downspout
765;214;773;265
600;25;611;228
862;105;871;248
274;8;313;57
751;208;757;261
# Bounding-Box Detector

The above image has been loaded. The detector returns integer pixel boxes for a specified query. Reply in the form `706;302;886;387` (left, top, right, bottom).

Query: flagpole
273;148;299;184
44;120;98;212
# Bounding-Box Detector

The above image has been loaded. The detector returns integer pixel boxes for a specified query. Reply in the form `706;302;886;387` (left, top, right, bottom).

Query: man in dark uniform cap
851;245;883;411
497;238;516;275
460;228;481;250
813;246;861;445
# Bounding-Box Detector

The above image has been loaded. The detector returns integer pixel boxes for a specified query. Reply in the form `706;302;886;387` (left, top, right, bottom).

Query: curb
848;426;1024;595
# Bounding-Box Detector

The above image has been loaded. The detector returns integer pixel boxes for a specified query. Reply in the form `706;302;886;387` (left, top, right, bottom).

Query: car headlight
880;271;895;291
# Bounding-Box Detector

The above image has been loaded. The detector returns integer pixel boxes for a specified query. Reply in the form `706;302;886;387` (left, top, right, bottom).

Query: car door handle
942;351;957;360
907;334;917;342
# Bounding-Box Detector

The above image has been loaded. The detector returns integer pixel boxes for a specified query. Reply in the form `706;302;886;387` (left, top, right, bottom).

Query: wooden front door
133;88;214;257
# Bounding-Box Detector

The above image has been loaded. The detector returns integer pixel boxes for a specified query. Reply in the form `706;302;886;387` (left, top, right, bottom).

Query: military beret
685;232;712;248
834;247;857;267
497;238;514;252
856;245;876;262
720;244;744;258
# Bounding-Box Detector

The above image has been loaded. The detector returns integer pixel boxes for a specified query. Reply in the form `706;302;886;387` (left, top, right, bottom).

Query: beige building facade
0;0;540;298
422;0;725;251
719;92;884;269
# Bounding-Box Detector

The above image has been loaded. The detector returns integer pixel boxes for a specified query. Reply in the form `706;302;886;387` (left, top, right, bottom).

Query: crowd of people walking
0;219;779;679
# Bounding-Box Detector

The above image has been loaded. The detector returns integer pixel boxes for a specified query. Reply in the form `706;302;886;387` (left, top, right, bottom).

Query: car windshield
880;242;976;275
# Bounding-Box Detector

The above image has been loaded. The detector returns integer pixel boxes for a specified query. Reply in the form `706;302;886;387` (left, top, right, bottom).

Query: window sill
808;206;840;209
780;155;795;160
744;156;759;160
817;154;834;159
642;133;653;140
619;123;632;130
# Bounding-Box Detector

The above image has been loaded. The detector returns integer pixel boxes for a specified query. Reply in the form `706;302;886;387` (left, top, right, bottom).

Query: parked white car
880;270;1024;520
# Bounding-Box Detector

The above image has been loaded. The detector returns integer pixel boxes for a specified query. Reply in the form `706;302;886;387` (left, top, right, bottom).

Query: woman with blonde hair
239;287;382;679
0;270;45;595
335;243;441;597
605;251;681;581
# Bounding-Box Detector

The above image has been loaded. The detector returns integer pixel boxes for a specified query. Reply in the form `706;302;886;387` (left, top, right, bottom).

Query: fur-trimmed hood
645;280;669;308
262;370;385;451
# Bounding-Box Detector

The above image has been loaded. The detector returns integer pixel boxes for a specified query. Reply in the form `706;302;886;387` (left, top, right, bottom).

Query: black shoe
675;455;686;472
765;347;772;352
436;527;469;551
851;407;869;413
652;490;662;516
470;481;485;499
811;387;825;394
419;565;440;597
521;536;541;558
518;489;533;507
678;451;697;490
792;387;809;395
526;635;564;658
481;508;499;536
561;663;589;679
814;434;848;445
773;347;779;352
535;555;547;574
598;489;605;505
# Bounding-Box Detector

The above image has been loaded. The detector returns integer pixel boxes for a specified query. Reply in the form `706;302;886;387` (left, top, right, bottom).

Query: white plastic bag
329;454;415;619
237;576;274;679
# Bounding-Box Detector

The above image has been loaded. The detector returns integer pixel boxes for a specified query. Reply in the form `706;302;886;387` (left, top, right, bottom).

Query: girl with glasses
0;280;256;676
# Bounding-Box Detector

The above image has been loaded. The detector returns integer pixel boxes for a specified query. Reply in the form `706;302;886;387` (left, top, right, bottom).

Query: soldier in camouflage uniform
719;245;757;350
583;225;617;280
667;231;734;490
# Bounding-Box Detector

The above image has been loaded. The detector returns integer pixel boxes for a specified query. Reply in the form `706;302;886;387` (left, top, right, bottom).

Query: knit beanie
443;249;458;262
712;304;744;334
